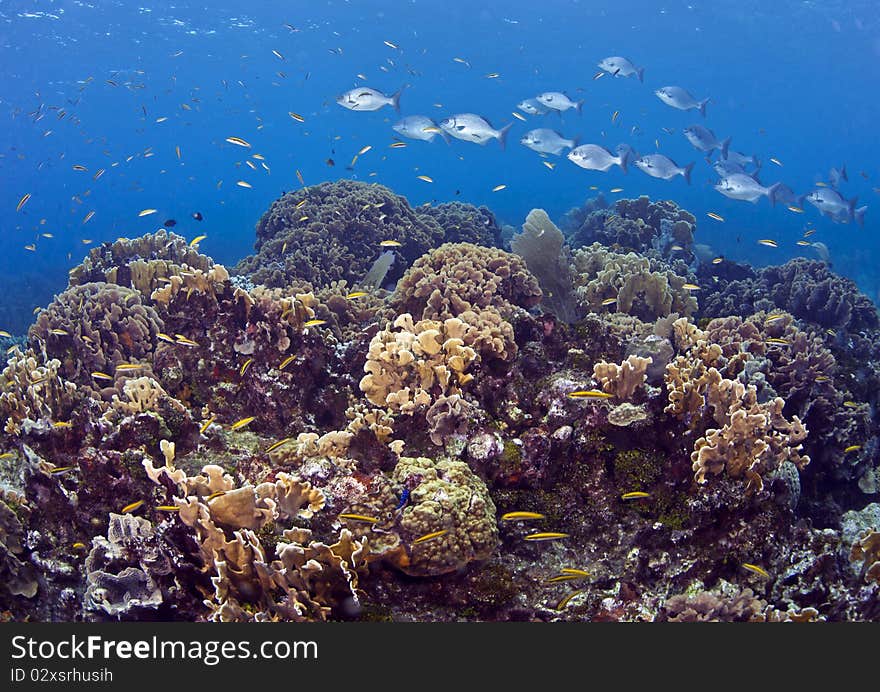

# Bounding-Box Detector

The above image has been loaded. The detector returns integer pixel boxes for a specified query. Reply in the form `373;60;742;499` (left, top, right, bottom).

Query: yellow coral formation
851;530;880;584
593;355;652;399
150;264;231;305
360;313;477;413
0;349;79;435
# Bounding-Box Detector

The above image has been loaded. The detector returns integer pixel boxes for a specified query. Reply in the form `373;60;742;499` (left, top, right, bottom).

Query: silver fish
336;86;403;112
713;159;752;178
597;56;644;82
655;86;709;117
633;154;693;183
714;174;780;204
683;125;730;157
520;128;577;156
810;241;831;264
536;92;583;114
439;113;513;148
392;115;447;142
828;165;848;190
723;149;760;169
805;187;857;222
517;98;549;116
770;182;803;208
567;143;631;173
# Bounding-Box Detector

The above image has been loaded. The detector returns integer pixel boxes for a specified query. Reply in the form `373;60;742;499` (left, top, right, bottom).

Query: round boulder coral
415;201;502;247
29;282;163;387
235;180;446;290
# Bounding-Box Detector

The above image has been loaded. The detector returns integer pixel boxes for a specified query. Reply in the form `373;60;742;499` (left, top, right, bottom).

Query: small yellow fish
416;174;433;183
567;390;613;399
611;110;619;123
225;136;251;148
303;319;327;328
49;328;69;336
844;401;859;409
492;184;507;192
91;371;113;381
764;314;786;324
380;240;402;247
272;49;285;61
682;283;700;290
176;145;181;159
189;234;207;247
389;141;407;148
115;363;143;371
523;532;569;541
265;437;293;453
742;563;770;579
72;542;86;549
239;358;253;376
422;126;443;134
788;206;804;213
501;511;546;521
815;375;831;383
278;355;296;370
844;445;862;453
545;575;583;584
296;169;305;185
16;193;32;212
138;208;158;217
0;453;12;459
338;513;380;524
485;72;500;79
706;212;724;222
556;589;585;610
670;245;684;251
288;111;305;122
230;416;255;431
413;529;449;544
512;111;527;122
769;157;783;166
72;164;87;172
93;168;105;180
560;568;590;577
358;145;372;156
206;491;227;501
758;239;778;248
49;465;74;473
199;415;216;435
621;491;651;500
346;291;368;299
383;39;398;49
175;336;199;347
796;240;812;247
712;257;724;265
0;330;10;338
600;297;617;306
826;329;837;337
156;505;180;512
593;71;605;80
121;500;145;514
609;187;624;193
24;244;36;252
543;161;556;170
766;337;790;345
803;229;817;238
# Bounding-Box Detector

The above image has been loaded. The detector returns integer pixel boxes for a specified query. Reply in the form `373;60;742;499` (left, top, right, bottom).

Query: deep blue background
1;0;877;332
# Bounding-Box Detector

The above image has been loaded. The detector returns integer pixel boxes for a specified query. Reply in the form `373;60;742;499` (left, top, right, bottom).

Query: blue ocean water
1;0;877;333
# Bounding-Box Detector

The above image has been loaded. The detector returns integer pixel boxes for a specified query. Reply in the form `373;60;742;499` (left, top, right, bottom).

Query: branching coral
69;229;215;299
359;313;477;413
235;180;445;290
0;349;79;435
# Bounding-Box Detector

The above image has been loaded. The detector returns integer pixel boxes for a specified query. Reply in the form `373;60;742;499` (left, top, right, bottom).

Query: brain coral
391;242;542;320
235;180;446;289
414;201;502;247
29;282;163;387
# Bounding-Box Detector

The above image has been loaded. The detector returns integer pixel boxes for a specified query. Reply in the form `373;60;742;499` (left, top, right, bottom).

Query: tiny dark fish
163;219;177;227
191;211;203;221
326;158;335;167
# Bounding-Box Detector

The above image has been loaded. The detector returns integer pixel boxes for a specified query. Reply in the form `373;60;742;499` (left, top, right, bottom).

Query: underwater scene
1;0;879;622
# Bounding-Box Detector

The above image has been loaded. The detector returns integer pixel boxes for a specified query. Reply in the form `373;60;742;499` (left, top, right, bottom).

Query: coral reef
415;201;503;247
235;180;445;290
